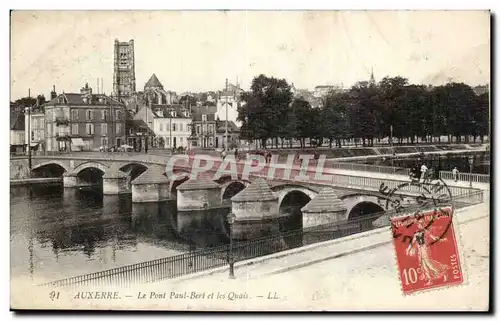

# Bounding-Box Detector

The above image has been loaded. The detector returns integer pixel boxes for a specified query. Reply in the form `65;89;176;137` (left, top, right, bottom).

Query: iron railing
439;171;490;184
38;189;483;289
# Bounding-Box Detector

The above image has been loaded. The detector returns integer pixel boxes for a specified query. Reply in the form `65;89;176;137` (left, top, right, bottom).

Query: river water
10;184;234;284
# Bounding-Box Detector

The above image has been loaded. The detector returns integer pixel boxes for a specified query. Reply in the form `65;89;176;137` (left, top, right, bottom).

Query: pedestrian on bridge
452;167;459;182
420;163;428;182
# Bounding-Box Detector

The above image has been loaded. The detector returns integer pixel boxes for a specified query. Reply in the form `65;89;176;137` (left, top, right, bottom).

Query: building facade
24;108;45;152
215;120;240;149
192;105;217;149
41;84;126;152
113;39;136;104
10;103;25;153
133;104;192;149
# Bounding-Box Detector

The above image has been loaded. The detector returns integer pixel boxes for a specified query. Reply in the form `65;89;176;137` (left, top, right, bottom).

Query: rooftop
144;74;164;89
10;104;25;131
43;93;123;107
231;178;277;202
131;167;170;185
301;187;346;213
177;177;220;191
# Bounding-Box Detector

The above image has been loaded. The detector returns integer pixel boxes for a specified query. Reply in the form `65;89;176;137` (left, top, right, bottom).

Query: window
166;124;170;131
209;137;214;147
160;123;163;131
86;110;93;121
180;124;183;131
71;109;78;121
202;124;207;133
101;137;108;147
172;123;177;132
71;124;78;135
166;137;170;147
101;123;107;135
208;125;213;134
115;110;121;121
101;110;108;120
86;123;94;135
180;137;184;143
196;125;201;134
115;123;122;134
47;123;52;137
202;114;207;122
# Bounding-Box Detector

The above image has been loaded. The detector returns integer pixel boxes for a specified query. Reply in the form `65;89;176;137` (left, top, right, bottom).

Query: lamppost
468;155;474;189
227;212;236;279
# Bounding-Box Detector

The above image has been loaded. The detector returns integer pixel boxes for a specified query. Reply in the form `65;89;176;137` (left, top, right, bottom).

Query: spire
369;67;375;84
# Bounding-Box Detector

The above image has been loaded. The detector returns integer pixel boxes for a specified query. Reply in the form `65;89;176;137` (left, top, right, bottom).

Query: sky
10;10;490;100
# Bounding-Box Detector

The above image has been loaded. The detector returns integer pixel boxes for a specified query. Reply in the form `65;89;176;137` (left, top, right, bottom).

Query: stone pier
131;168;171;203
102;170;130;195
301;187;347;229
176;177;222;211
62;173;94;188
230;178;281;240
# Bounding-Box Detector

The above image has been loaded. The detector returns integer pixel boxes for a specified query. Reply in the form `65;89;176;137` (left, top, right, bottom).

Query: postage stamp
9;9;489;312
391;207;464;295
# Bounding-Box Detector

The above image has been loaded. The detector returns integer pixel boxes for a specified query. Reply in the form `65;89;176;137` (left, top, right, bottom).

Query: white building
134;104;192;148
215;82;243;128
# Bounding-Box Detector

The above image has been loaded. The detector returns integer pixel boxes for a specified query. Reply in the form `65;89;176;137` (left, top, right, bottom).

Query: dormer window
202;114;207;122
58;96;65;104
172;111;177;117
82;97;88;104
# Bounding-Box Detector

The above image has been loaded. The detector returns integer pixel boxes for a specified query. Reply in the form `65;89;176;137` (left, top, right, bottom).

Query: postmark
391;207;464;295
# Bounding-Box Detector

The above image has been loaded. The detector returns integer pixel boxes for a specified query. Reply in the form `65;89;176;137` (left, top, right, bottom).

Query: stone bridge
10;153;481;232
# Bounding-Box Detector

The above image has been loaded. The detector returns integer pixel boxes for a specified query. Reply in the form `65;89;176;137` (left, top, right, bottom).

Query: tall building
41;83;127;152
113;39;136;103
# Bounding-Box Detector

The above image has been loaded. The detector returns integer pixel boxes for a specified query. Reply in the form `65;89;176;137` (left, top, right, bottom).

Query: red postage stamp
390;207;464;295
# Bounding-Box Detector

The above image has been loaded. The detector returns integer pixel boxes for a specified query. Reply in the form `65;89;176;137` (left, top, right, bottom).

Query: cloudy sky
10;10;490;100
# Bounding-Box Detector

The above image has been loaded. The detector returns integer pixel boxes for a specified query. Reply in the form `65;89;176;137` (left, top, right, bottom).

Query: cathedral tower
113;39;136;102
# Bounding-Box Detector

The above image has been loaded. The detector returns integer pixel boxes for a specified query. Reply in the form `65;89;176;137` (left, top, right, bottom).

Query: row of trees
237;74;489;148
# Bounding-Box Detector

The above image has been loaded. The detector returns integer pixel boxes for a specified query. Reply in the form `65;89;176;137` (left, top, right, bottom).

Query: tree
473;92;489;142
179;95;197;107
290;98;313;148
322;92;351;148
349;82;379;146
238;74;293;148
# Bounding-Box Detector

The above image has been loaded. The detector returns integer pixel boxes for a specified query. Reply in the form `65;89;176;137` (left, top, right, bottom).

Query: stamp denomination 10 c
391;207;464;295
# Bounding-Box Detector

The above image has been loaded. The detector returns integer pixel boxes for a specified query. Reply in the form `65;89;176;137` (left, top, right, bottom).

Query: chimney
50;85;57;100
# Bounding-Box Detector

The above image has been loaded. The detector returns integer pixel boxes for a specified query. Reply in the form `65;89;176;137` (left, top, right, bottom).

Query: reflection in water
9;185;226;282
10;184;303;283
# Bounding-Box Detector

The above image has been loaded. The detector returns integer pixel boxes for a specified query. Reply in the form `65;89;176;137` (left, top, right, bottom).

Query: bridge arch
31;160;70;173
339;192;411;220
73;161;109;175
170;176;190;199
221;180;250;200
31;161;68;177
272;184;318;217
119;162;148;182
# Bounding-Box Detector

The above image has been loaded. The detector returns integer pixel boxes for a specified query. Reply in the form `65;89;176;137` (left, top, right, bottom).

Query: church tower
113;39;136;102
